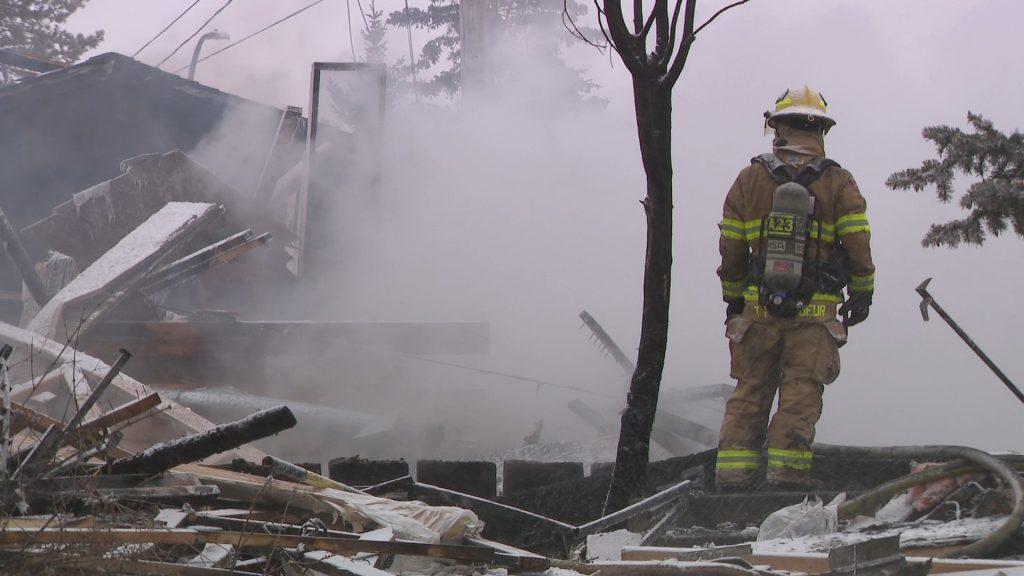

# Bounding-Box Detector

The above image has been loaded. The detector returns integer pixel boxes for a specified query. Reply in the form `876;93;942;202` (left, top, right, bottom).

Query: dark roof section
0;52;287;231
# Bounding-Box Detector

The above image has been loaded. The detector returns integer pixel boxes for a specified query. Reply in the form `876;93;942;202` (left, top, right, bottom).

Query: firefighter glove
726;298;745;322
840;291;872;328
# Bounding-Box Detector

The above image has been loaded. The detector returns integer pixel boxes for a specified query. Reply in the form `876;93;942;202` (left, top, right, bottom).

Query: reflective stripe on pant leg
766;447;813;471
720;320;782;450
716;450;761;471
765;321;830;482
718;320;783;485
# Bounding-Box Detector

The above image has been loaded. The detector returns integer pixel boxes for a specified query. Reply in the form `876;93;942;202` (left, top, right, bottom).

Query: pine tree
0;0;104;84
887;113;1024;247
362;1;388;64
386;0;599;102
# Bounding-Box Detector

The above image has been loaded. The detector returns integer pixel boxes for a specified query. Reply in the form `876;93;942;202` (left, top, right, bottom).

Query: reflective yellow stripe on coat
719;219;837;243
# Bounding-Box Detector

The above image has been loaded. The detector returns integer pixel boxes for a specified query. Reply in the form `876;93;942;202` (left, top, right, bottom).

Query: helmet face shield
766;86;835;131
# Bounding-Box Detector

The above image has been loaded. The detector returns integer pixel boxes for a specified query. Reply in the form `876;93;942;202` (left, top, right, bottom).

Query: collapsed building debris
2;51;1024;576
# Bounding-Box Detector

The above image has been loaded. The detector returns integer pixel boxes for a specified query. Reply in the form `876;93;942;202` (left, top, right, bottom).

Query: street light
187;30;230;81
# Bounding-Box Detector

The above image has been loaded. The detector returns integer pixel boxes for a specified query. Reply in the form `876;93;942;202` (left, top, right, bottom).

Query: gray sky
66;1;1024;455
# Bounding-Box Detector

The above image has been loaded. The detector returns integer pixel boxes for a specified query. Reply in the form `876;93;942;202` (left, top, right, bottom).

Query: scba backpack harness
752;153;848;318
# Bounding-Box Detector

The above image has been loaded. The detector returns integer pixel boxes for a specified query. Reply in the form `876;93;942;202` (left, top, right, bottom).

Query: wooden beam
0;527;499;563
69;558;263;576
78;392;162;435
85;320;491;357
619;547;1024;574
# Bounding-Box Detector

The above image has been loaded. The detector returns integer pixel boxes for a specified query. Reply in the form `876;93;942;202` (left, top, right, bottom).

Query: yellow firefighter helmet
765;86;835;130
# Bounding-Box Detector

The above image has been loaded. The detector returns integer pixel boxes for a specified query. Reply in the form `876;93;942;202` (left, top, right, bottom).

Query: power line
174;0;327;73
353;0;370;34
345;0;356;60
133;0;204;58
156;0;235;69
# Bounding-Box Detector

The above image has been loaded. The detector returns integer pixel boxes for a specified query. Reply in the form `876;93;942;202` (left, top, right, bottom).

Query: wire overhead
174;0;328;73
133;0;204;58
156;0;235;69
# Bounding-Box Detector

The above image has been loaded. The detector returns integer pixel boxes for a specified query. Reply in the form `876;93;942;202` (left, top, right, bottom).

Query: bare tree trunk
604;77;674;514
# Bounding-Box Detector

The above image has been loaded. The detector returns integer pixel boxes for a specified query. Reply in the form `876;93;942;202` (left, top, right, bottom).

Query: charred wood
104;405;296;476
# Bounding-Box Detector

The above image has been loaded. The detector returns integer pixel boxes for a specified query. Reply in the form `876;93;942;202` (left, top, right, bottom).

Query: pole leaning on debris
0;207;50;307
916;278;1024;405
0;345;12;479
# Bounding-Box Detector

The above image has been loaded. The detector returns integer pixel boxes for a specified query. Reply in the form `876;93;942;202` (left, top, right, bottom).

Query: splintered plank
0;320;266;463
27;202;221;342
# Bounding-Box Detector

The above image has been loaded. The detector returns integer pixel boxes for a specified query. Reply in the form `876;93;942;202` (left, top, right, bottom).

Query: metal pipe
187;30;229;80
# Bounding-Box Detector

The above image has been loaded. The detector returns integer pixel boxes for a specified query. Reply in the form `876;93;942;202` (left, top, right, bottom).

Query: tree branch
653;0;670;66
564;0;607;50
603;0;645;73
665;0;751;87
639;8;658;50
692;0;751;38
656;0;687;69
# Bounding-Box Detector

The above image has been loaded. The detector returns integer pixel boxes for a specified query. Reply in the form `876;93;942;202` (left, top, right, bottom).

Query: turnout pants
715;312;843;487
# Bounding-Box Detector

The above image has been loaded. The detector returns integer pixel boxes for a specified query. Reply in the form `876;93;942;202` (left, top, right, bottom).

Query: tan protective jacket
717;142;875;314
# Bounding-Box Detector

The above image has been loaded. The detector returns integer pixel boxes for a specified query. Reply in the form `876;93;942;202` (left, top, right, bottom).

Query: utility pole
404;0;419;101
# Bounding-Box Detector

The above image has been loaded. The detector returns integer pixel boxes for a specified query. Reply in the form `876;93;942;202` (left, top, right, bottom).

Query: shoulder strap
751;153;796;184
751;153;840;187
795;157;840;187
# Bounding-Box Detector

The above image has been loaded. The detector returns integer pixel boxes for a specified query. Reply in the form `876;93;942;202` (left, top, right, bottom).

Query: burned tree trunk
604;79;674;514
593;0;750;513
105;405;297;475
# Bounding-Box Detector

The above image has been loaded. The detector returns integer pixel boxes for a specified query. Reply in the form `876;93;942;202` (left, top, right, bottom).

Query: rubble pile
2;53;1024;576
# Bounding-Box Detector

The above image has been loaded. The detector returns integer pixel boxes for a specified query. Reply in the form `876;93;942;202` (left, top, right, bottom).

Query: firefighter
714;86;875;491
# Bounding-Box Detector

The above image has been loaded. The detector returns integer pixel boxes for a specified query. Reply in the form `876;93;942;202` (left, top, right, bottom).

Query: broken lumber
263;454;364;494
51;484;222;508
27;201;223;341
0;344;11;477
13;350;131;478
139;229;271;294
0;527;506;564
619;547;1024;574
9;392;159;460
78;392;163;436
188;510;362;539
178;463;483;544
0;318;270;462
0;206;49;307
105;405;296;475
71;558;264;576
